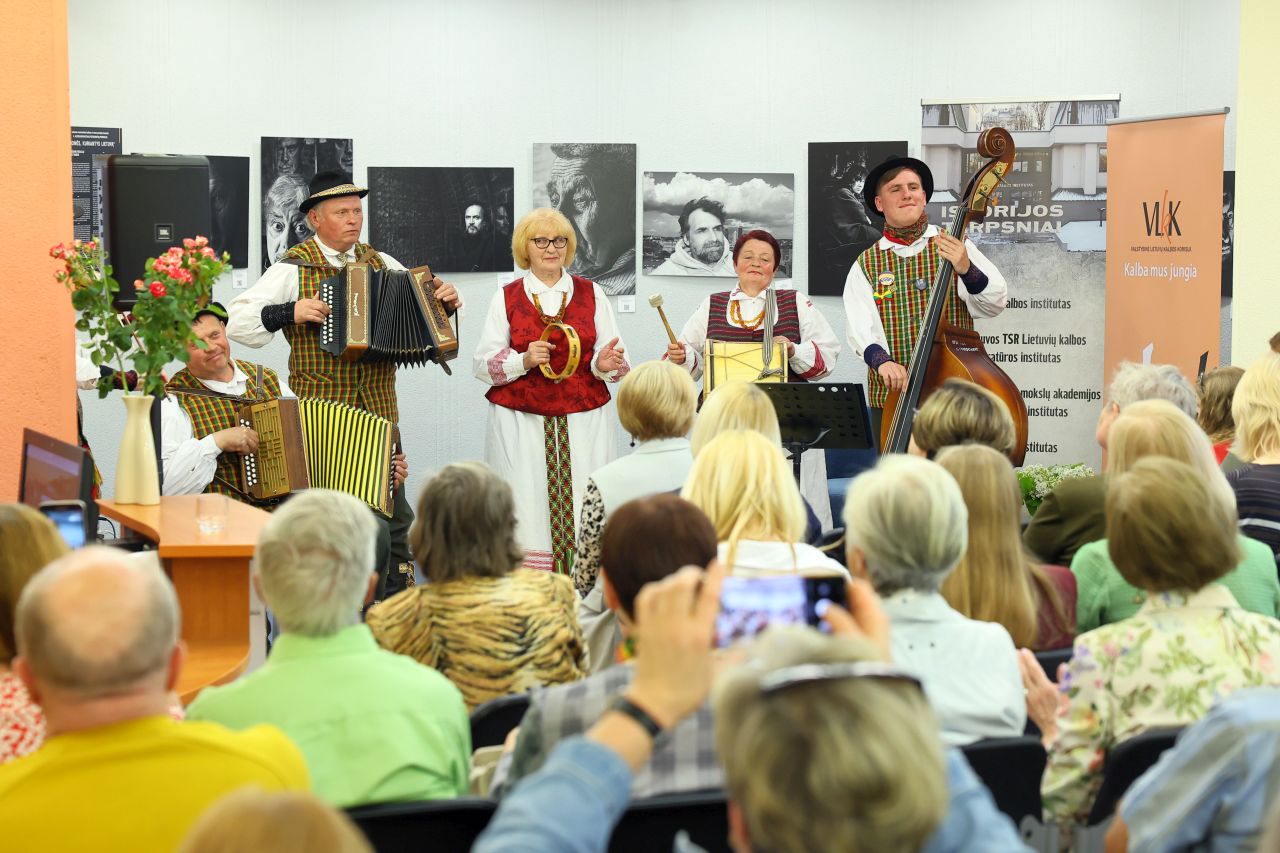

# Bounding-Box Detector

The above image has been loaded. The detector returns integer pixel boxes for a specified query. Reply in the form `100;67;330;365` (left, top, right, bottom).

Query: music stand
757;383;873;486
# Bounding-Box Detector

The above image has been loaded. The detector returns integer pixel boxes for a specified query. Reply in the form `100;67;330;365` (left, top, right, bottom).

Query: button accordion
319;262;459;373
239;397;397;517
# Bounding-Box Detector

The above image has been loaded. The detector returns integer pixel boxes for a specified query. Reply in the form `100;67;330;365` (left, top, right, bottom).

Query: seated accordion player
238;397;397;517
320;261;459;372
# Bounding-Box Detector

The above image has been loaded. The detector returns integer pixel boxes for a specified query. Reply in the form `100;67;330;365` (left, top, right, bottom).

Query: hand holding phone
715;574;848;648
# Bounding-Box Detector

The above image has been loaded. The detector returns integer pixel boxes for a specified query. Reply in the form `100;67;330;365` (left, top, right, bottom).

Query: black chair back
470;693;531;749
1087;728;1181;824
346;798;495;853
609;789;730;853
1034;647;1072;682
960;735;1047;824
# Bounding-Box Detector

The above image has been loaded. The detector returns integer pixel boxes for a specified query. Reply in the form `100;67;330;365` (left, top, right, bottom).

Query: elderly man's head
463;204;487;235
15;547;181;702
842;455;968;596
1097;362;1197;451
253;490;379;637
546;143;635;277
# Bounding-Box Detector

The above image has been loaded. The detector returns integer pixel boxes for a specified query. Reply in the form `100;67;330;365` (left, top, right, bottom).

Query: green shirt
1072;534;1280;633
187;624;470;807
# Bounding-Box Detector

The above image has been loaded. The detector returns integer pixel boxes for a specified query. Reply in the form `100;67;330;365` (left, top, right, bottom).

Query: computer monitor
19;428;97;542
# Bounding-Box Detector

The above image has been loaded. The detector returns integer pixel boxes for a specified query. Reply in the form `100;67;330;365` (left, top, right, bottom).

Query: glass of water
196;493;228;535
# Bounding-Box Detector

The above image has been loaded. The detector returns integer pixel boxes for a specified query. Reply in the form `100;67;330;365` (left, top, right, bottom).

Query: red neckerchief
883;212;929;246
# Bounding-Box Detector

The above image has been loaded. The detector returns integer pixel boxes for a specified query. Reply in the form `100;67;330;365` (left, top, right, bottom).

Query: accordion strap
280;257;331;270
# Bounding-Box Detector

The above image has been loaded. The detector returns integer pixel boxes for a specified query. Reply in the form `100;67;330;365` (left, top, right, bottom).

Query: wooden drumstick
648;293;677;345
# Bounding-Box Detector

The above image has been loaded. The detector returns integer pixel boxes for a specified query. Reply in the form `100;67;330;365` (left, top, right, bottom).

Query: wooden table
97;496;271;704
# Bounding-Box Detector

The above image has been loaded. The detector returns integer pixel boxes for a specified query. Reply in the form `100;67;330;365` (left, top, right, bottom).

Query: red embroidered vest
486;276;612;417
706;289;806;383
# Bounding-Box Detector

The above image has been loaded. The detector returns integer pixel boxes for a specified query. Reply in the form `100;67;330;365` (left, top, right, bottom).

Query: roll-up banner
1104;110;1227;385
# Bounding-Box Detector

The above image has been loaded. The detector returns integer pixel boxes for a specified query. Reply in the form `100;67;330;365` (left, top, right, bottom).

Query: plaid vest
165;360;282;500
706;289;806;383
857;236;974;407
280;239;398;423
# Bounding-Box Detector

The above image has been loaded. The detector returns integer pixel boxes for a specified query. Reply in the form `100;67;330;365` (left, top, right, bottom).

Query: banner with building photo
920;98;1119;470
1104;111;1226;387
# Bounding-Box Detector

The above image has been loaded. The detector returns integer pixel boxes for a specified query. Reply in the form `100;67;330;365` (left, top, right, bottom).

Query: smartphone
715;575;848;648
39;500;88;549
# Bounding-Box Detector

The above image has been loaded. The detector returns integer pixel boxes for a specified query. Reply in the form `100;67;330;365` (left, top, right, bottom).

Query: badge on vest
873;273;896;302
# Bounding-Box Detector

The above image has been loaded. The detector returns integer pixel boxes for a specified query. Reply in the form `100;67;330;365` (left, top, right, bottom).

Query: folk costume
473;270;630;574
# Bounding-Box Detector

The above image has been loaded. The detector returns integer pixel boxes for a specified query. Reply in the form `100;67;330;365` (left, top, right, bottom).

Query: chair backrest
1034;647;1072;682
470;692;531;749
960;735;1047;824
346;798;495;853
609;789;730;853
1087;728;1181;824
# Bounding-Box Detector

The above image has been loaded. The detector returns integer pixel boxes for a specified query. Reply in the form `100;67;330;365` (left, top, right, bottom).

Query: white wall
68;0;1241;506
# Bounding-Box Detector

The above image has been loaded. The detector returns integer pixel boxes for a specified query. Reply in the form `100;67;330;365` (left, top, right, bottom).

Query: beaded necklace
729;297;766;331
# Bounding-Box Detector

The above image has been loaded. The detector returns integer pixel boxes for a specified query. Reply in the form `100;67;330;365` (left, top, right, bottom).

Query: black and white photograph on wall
807;141;907;296
260;136;354;270
532;143;637;296
206;155;249;269
643;171;794;278
1222;170;1234;298
368;166;515;273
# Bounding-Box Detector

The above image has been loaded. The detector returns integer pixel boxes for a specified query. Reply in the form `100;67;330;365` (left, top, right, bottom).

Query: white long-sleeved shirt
673;285;840;382
160;363;293;495
472;271;628;387
841;225;1007;365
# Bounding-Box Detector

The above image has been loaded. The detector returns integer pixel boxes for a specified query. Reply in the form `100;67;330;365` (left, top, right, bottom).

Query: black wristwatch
609;695;666;739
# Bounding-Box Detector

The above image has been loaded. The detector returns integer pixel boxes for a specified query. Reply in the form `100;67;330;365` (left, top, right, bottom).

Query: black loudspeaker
96;154;211;308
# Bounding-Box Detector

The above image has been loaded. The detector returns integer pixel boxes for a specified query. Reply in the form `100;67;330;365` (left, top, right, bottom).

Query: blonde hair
511;207;577;270
690;382;781;457
681;430;806;569
616;360;698;441
1108;399;1237;513
411;462;524;583
1232;348;1280;461
714;627;947;853
179;789;372;853
911;379;1016;457
1196;365;1245;445
0;504;70;663
935;445;1067;648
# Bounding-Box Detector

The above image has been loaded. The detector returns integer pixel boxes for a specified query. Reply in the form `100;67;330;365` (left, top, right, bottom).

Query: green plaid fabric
857;240;975;407
281;239;399;423
165;360;283;499
543;414;575;575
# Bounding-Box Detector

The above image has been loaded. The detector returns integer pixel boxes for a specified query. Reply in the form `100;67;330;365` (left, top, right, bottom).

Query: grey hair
16;547;180;697
842;455;968;595
1108;362;1198;417
254;489;378;637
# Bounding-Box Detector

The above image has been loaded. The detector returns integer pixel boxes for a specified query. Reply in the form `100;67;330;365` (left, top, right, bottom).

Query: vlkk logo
1142;191;1182;238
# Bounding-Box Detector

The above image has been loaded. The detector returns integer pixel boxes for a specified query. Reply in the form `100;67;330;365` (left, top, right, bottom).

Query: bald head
15;547;180;697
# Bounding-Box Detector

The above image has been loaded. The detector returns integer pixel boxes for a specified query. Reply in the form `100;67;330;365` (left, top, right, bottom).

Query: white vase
116;393;160;505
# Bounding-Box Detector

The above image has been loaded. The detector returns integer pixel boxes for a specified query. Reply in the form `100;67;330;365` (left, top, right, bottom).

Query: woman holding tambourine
474;208;630;575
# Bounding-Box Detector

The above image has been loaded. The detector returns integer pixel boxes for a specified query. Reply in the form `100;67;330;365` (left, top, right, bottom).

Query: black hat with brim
299;171;368;215
194;301;228;325
862;157;934;219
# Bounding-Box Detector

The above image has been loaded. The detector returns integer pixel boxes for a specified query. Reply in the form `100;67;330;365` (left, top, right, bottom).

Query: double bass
879;127;1030;464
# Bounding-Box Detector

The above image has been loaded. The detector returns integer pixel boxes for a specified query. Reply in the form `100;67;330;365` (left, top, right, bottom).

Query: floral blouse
1042;584;1280;825
0;671;45;764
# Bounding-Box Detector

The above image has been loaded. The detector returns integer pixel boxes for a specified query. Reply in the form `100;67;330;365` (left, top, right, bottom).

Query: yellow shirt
0;715;309;851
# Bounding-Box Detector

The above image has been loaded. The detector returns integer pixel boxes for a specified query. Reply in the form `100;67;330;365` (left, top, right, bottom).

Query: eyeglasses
757;662;923;695
530;236;569;249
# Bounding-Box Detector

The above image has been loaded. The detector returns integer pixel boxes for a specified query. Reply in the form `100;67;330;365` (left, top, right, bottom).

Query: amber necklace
532;291;568;325
729;297;766;331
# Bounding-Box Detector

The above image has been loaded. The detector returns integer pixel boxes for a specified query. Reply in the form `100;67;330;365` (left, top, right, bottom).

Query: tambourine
538;322;581;383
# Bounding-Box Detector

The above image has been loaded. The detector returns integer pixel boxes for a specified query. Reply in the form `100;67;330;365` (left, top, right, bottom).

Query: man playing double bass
841;156;1008;445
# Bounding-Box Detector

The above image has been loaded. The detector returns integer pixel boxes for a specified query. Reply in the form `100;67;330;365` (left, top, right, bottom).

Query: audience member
0;505;69;763
1028;457;1280;828
496;494;721;797
368;462;586;710
682;430;847;579
1071;401;1280;633
186;489;470;807
180;788;373;853
573;360;698;671
842;454;1026;744
1024;362;1198;566
1197;365;1245;464
0;547;308;849
935;444;1075;650
909;378;1017;460
1227;340;1280;568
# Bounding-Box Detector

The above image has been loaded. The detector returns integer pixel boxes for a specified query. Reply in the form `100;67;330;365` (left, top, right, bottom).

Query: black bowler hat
194;301;228;324
862;157;934;219
299;171;368;215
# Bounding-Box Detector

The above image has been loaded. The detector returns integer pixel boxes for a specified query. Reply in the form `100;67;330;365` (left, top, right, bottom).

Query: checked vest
857;237;974;407
165;360;282;501
281;239;397;423
706;289;806;382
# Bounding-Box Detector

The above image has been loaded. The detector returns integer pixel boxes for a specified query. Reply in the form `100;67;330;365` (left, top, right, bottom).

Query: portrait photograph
532;143;637;296
259;136;353;271
206;155;249;269
642;171;794;278
368;166;514;273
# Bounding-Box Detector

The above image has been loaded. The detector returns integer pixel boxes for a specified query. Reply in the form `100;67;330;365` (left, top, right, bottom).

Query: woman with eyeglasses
473;208;630;576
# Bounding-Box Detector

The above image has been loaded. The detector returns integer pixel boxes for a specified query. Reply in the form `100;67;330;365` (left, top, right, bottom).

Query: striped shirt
1227;463;1280;573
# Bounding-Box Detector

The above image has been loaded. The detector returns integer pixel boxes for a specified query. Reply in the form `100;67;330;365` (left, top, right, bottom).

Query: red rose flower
149;281;167;298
